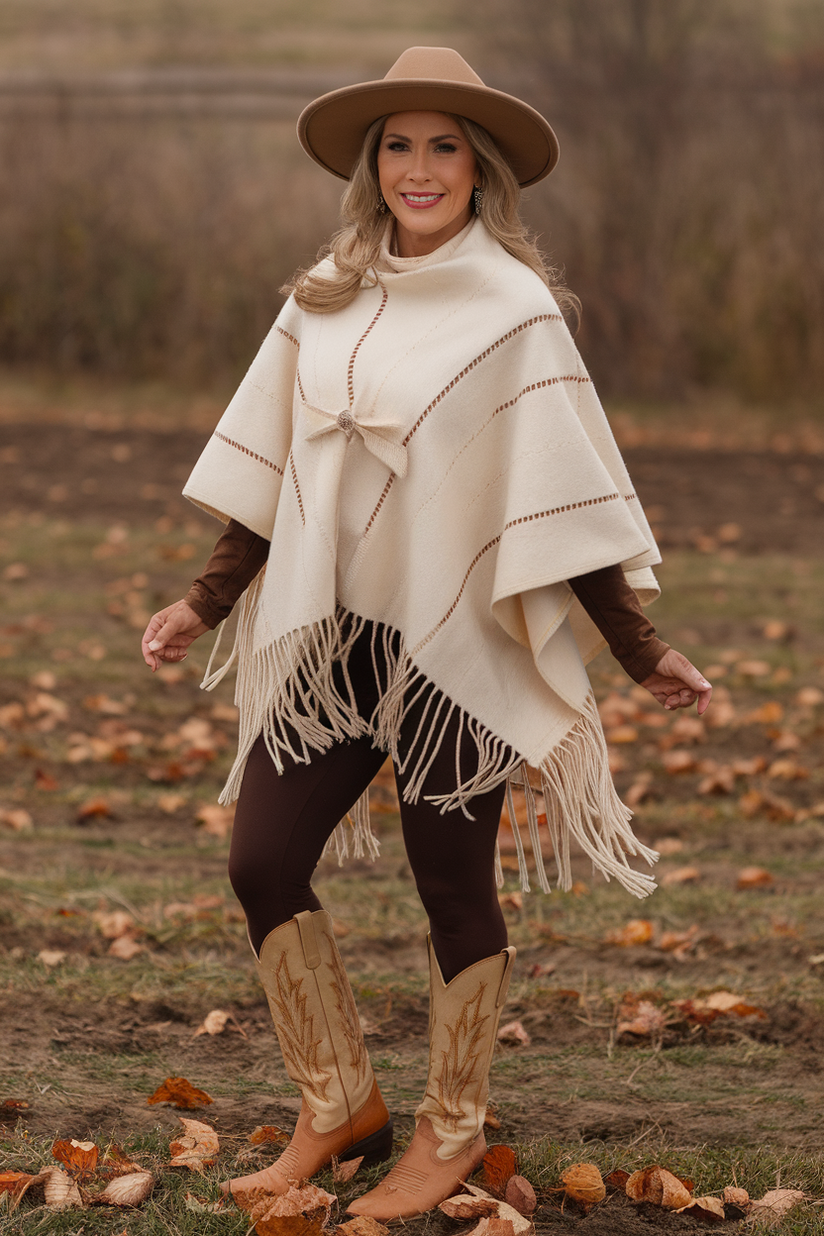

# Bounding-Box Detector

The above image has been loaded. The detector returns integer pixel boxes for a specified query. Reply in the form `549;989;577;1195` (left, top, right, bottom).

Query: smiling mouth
400;193;444;208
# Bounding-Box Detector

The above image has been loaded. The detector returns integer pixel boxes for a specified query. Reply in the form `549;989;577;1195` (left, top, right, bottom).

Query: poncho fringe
201;574;657;898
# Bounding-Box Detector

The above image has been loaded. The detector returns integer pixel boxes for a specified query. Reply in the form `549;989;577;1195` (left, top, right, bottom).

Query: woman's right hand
141;600;209;672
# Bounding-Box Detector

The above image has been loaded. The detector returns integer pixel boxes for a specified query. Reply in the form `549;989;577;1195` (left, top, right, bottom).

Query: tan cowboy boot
347;939;515;1220
223;909;392;1198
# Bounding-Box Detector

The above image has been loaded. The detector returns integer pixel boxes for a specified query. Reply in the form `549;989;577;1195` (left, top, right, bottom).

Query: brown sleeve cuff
186;519;270;629
569;563;670;684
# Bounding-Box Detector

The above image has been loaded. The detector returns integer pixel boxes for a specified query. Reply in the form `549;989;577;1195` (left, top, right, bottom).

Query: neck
392;207;474;258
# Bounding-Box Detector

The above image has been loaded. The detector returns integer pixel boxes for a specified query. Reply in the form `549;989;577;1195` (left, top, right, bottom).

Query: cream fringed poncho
183;219;663;896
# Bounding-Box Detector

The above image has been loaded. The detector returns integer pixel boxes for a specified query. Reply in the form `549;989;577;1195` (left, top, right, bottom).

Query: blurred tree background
0;0;822;407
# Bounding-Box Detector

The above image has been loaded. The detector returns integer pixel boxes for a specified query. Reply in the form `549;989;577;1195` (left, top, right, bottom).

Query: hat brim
297;79;559;188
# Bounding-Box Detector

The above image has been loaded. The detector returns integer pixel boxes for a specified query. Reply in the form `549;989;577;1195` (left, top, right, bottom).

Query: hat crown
383;46;485;89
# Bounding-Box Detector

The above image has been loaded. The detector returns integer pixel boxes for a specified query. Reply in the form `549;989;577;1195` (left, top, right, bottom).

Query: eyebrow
383;132;463;143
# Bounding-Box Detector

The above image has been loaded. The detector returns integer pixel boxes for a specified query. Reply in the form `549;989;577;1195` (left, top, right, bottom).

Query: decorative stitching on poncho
276;326;299;348
289;452;305;526
214;432;284;476
348;282;388;407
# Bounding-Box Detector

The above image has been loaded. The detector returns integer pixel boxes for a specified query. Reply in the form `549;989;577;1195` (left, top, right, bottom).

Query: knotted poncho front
183;219;662;896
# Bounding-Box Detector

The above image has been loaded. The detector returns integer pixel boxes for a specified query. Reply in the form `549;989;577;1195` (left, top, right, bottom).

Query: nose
406;149;432;184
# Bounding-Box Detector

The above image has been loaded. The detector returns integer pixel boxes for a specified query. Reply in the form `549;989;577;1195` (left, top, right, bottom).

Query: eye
385;141;408;152
434;143;458;153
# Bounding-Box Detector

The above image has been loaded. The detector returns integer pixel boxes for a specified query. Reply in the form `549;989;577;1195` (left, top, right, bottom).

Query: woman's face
377;111;478;258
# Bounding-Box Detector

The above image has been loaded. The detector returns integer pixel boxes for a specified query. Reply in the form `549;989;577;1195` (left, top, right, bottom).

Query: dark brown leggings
227;625;508;983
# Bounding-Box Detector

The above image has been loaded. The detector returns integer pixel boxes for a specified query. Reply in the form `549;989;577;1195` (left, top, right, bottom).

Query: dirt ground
2;422;824;1230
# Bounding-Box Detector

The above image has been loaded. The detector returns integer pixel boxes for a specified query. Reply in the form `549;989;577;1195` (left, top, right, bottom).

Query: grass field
1;409;824;1231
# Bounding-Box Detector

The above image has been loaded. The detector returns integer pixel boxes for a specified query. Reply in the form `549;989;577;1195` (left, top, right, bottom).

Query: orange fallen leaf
254;1215;326;1236
168;1118;219;1170
0;808;33;831
248;1125;289;1146
698;764;736;795
481;1145;518;1196
148;1077;213;1108
460;1184;533;1234
76;797;113;821
616;999;668;1038
796;687;824;707
0;1171;33;1198
605;1169;630;1191
625;1165;692;1209
332;1154;364;1183
661;866;700;887
561;1163;606;1211
662;750;697;774
238;1181;336;1226
605;919;653;946
52;1138;99;1180
737;866;774;890
34;768;59;791
746;701;785;725
676;1194;725;1221
469;1220;516;1236
606;724;639;744
483;1108;502;1129
336;1218;390;1236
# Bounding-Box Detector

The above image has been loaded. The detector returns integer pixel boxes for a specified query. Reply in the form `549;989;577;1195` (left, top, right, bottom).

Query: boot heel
342;1118;394;1166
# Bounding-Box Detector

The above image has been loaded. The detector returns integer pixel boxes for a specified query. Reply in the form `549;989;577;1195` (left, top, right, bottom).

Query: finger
146;617;183;654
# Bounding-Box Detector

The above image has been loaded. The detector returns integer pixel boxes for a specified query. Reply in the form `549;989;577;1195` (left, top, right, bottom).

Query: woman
141;47;711;1220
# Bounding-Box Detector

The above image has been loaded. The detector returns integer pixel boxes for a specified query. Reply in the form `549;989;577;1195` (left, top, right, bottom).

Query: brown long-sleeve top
185;520;670;685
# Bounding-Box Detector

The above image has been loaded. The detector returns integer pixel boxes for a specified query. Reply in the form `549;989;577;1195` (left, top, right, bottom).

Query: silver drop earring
473;185;484;215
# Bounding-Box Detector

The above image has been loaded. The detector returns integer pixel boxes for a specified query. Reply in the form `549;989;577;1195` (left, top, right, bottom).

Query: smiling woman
377;112;478;256
140;43;711;1225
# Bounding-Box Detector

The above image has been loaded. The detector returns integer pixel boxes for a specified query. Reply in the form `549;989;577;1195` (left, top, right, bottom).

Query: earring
377;195;387;214
473;185;484;215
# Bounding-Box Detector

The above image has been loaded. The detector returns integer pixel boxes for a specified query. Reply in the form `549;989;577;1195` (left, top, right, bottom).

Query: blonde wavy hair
283;114;578;321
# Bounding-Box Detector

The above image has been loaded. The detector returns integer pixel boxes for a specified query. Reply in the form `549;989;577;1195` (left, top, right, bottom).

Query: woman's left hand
641;649;712;715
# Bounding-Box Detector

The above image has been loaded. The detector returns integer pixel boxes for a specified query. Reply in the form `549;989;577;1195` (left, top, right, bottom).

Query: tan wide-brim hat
297;46;559;188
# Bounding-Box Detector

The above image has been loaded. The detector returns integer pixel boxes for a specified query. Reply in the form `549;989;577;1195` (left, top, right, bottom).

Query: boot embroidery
436;981;488;1129
328;938;369;1086
271;951;332;1103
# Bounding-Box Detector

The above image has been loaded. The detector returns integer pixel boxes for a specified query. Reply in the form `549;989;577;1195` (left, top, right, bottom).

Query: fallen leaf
461;1184;533;1234
109;934;143;960
658;926;699;958
617;999;668;1038
37;1165;82;1209
0;808;33;831
76;797;113;821
92;910;134;939
698;764;736;795
157;793;186;813
194;1009;230;1037
38;949;66;967
722;1186;749;1206
484;1108;502;1129
561;1163;606;1211
440;1195;499;1220
239;1181;336;1226
748;1187;805;1223
184;1192;230;1213
662;750;697;774
746;701;784;725
736;659;771;678
0;1171;33;1198
606;724;639;744
497;1021;530;1046
52;1138;99;1179
254;1215;325;1236
605;919;653;946
504;1175;536;1216
34;768;59;791
661;866;700;887
335;1219;390;1236
248;1125;289;1146
481;1145;518;1196
676;1194;725;1221
92;1171;154;1206
168;1118;219;1170
625;1165;692;1209
737;866;774;890
332;1155;364;1183
149;1078;213;1109
605;1169;630;1191
796;687;824;707
469;1220;516;1236
196;803;235;838
624;773;653;806
767;758;808;780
